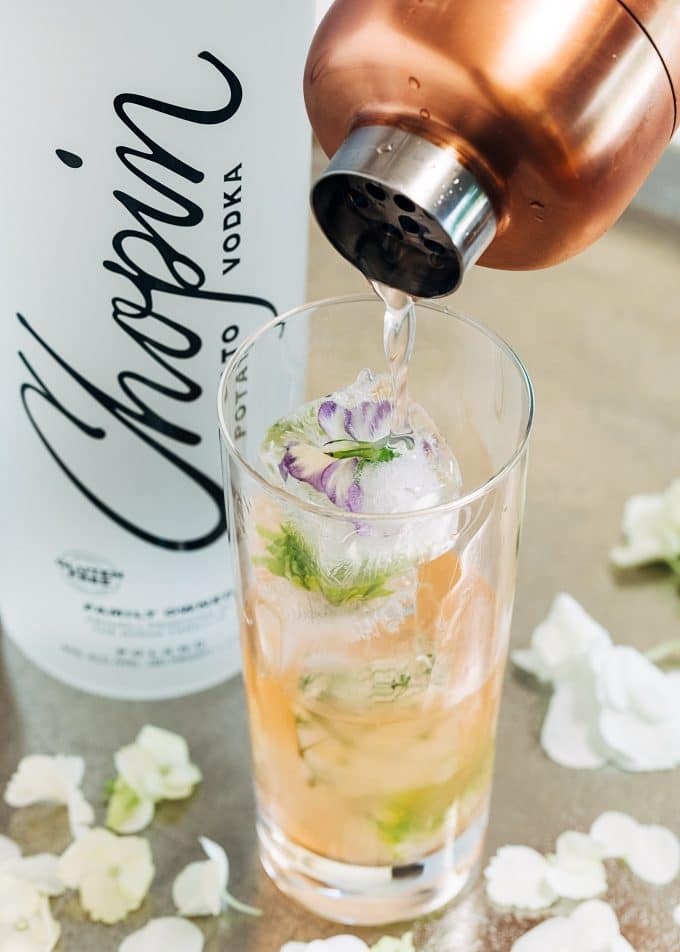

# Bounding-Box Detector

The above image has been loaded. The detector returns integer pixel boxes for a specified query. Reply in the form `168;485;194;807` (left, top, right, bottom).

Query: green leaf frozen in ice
257;522;393;606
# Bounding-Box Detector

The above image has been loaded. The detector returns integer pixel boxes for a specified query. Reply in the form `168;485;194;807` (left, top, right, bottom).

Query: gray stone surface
1;146;679;949
633;145;680;225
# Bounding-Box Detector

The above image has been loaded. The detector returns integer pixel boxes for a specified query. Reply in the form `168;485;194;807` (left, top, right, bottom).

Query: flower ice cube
260;370;462;516
256;371;463;595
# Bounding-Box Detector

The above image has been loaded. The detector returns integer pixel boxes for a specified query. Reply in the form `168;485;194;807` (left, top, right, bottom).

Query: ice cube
257;371;463;584
259;370;461;515
250;563;416;674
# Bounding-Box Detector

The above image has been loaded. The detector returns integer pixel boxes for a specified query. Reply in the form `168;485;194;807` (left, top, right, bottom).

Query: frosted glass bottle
0;1;314;699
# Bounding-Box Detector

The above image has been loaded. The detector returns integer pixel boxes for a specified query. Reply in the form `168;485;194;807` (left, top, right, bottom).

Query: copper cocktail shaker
304;0;680;296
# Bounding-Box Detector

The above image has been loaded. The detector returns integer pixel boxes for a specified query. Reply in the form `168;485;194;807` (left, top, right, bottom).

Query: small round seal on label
56;551;124;595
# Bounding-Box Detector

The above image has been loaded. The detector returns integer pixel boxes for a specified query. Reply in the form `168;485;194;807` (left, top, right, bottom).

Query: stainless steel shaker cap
311;125;497;297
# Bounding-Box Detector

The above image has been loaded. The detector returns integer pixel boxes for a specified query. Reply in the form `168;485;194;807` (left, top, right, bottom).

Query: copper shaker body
304;0;680;277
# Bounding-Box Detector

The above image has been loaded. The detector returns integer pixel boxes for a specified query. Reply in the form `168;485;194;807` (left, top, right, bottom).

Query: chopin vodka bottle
0;1;314;699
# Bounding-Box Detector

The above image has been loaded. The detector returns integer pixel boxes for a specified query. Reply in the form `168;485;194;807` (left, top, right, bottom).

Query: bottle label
0;2;313;698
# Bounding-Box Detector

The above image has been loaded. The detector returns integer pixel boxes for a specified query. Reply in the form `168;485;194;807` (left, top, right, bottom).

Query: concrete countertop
1;148;679;949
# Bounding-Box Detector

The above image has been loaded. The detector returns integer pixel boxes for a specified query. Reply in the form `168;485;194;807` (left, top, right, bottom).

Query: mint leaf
264;407;318;449
373;739;494;849
257;523;392;606
374;785;448;847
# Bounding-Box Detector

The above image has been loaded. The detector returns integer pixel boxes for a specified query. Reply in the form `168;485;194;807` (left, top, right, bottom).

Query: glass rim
217;293;534;523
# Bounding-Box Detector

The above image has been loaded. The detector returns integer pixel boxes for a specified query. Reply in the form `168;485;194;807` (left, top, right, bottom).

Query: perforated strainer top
311;126;497;298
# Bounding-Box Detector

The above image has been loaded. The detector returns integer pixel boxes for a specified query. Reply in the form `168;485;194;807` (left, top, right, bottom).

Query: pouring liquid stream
372;281;416;448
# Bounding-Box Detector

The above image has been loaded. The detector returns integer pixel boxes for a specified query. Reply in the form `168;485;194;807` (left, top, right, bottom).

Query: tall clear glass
218;295;533;925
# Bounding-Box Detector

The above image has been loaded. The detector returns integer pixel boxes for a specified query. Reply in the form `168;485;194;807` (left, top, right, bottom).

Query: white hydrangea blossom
172;837;260;919
610;480;680;571
514;595;680;772
4;755;94;840
58;828;154;925
107;725;202;834
280;936;414;952
0;874;61;951
511;900;634;952
512;593;612;684
590;812;679;885
485;833;605;912
119;917;204;952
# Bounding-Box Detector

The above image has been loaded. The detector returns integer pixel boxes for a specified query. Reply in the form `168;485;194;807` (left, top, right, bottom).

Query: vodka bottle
0;1;314;699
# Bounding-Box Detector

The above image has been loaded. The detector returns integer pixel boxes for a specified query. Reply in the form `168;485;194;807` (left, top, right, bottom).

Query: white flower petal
484;845;556;911
673;904;680;926
590;812;641;859
172;860;223;917
608;930;635;950
162;764;203;799
0;877;60;952
115;836;156;900
58;828;115;886
0;935;48;952
1;854;64;896
597;648;631;713
67;786;95;839
0;836;21;865
4;755;84;807
545;832;607;901
116;799;156;836
610;544;653;568
281;940;370;952
0;874;42;920
541;681;607;770
119;917;204;952
115;745;165;801
80;869;141;925
555;831;604;863
53;755;85;789
136;725;191;767
597;647;674;722
622;493;665;538
58;828;154;924
115;728;201;803
370;933;415;951
4;903;59;952
511;899;632;952
611;493;667;568
106;780;156;835
198;837;229;892
23;895;60;951
598;709;679;772
513;594;612;685
540;594;611;675
511;648;546;679
627;824;680;885
570;899;621;946
510;916;575;952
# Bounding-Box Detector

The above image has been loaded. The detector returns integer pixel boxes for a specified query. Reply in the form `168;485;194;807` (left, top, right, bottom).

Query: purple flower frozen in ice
318;398;392;444
277;395;396;512
317;400;352;441
279;442;363;512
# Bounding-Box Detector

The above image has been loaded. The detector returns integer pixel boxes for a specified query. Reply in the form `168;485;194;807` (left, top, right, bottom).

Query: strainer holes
398;215;420;234
347;187;369;209
366;182;387;201
424;238;446;254
394;194;416;212
383;224;403;240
